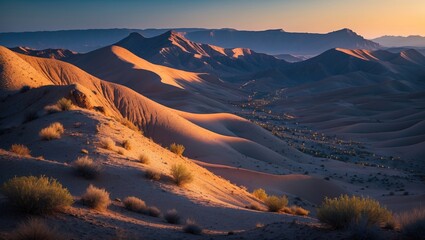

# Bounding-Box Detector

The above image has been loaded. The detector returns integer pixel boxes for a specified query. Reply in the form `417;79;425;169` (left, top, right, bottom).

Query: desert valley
0;1;425;239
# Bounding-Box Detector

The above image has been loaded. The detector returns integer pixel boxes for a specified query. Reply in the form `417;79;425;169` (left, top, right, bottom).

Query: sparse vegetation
122;140;132;150
39;122;64;140
81;185;111;211
2;175;73;214
145;169;161;181
183;219;202;235
44;105;61;114
164;209;181;224
10;218;65;240
147;206;161;217
9;144;31;157
248;203;263;211
252;188;268;201
100;137;115;150
169;143;185;156
123;196;147;213
264;195;288;212
170;163;194;186
396;207;425;239
56;98;73;111
120;118;141;133
282;206;309;216
139;153;150;164
19;85;31;93
73;156;102;179
317;195;392;229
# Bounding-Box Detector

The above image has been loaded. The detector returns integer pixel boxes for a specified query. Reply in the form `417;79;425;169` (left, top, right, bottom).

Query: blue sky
0;0;424;38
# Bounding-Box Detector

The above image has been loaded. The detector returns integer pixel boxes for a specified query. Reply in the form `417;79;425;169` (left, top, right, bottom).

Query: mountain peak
329;28;358;36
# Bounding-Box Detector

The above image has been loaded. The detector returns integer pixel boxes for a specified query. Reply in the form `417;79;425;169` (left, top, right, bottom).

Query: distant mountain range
373;35;425;47
0;28;379;56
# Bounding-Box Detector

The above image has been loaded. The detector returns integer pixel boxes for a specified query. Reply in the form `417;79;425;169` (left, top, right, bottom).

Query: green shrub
145;169;161;181
264;195;288;212
39;122;64;140
252;188;268;201
139;153;150;164
9;144;31;157
2;176;73;214
81;185;111;211
164;209;180;224
183;219;202;235
56;98;73;111
10;218;65;240
317;195;392;229
170;164;193;186
73;156;102;179
123;196;147;213
169;143;185;156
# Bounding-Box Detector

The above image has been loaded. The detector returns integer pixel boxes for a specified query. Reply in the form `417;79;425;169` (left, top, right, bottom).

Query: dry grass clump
122;140;132;150
73;156;102;179
81;185;111;211
120;118;142;134
2;175;73;214
169;143;185;156
282;206;309;216
145;169;161;181
164;209;181;224
317;195;392;229
39;122;64;140
252;188;268;201
56;98;73;111
147;206;161;217
264;195;288;212
10;218;65;240
170;163;194;186
139;153;150;164
248;203;263;211
9;144;31;157
395;207;425;239
123;196;147;213
183;219;202;235
100;137;115;150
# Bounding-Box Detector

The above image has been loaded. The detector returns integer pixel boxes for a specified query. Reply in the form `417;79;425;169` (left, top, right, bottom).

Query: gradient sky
0;0;424;38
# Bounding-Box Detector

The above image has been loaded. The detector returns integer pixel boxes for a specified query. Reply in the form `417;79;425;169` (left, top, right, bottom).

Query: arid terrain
0;28;424;240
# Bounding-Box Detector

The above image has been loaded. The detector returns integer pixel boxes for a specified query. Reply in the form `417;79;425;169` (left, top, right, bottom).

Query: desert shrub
24;111;38;123
81;185;111;211
183;219;202;235
9;144;31;157
56;98;73;111
248;203;263;211
317;195;392;229
164;209;180;224
2;175;73;214
170;163;193;186
44;105;61;114
73;156;102;179
123;196;147;213
147;206;161;217
19;85;31;93
39;122;64;140
120;118;141;133
10;218;65;240
396;207;425;239
100;137;115;150
292;206;309;216
348;216;383;240
264;195;288;212
139;153;150;164
145;170;161;181
252;188;268;201
122;140;131;150
169;143;185;156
